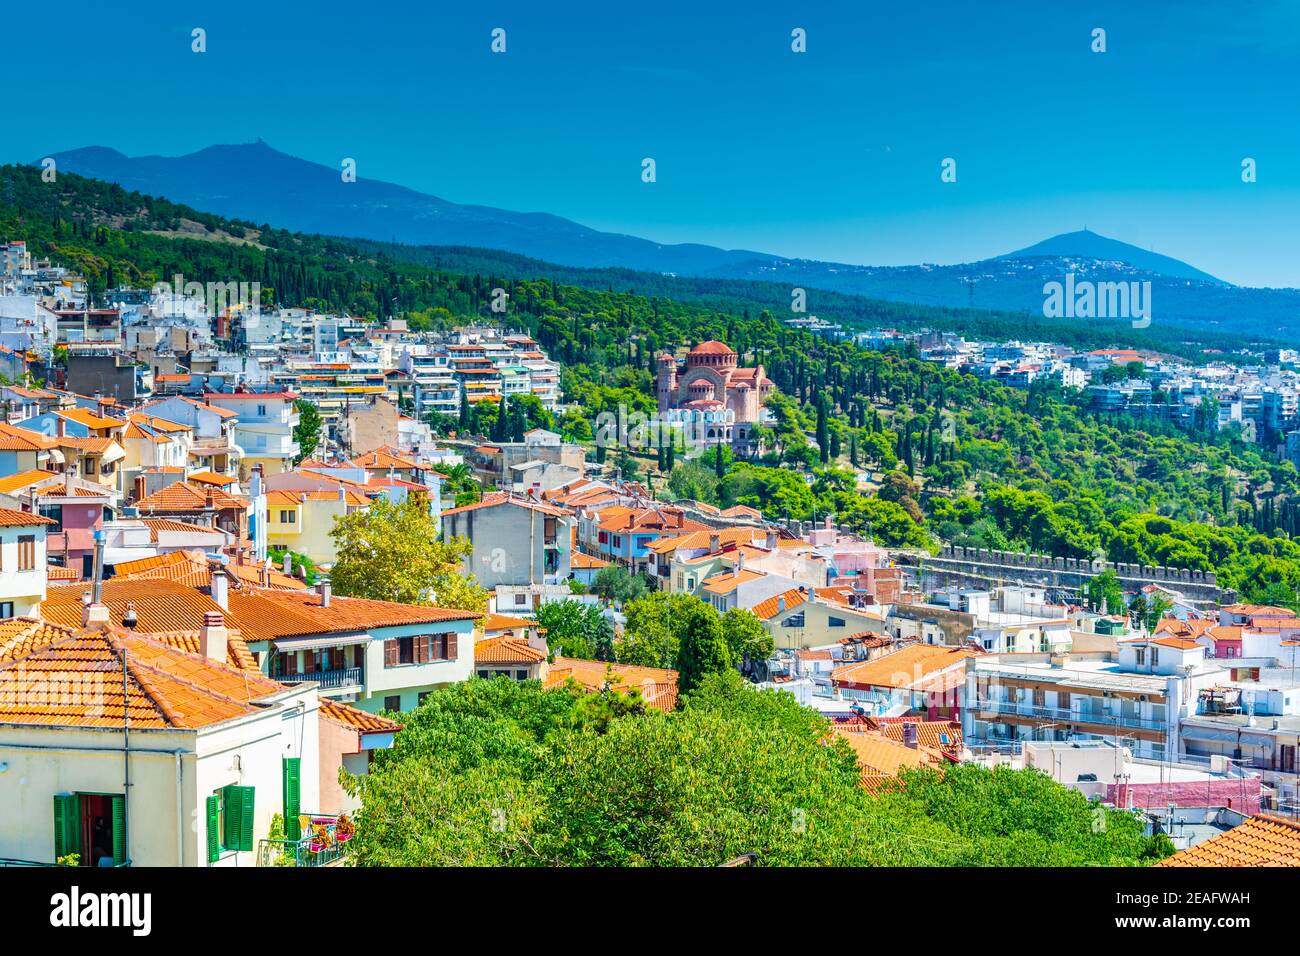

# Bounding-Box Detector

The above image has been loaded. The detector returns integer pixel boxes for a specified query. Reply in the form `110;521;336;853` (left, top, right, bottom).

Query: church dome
686;340;738;369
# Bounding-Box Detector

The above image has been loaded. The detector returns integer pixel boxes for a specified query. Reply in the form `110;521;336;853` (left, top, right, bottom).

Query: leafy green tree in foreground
292;399;322;464
330;495;487;611
674;600;732;696
535;600;614;661
343;673;1173;867
589;565;647;606
720;608;774;675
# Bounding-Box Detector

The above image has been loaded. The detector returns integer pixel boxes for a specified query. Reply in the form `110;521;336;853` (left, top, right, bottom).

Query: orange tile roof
482;613;535;631
137;518;229;541
441;491;571;519
475;635;546;665
1221;604;1298;618
354;447;418;471
42;579;230;634
645;527;763;555
266;488;370;507
1157;815;1300;867
46;565;81;581
57;407;125;429
1149;637;1203;650
55;436;121;454
0;625;286;729
130;627;259;672
319;698;403;733
0;618;80;661
544;656;678;711
186;471;237;486
595;506;704;535
570;551;609;570
0;507;54;528
113;549;306;592
700;568;766;594
224;589;479;644
842;716;963;754
1155;617;1217;640
831;644;977;690
4;596;257;671
35;484;105;498
135;481;246;513
0;422;61;450
0;469;62;494
752;588;809;620
833;728;941;777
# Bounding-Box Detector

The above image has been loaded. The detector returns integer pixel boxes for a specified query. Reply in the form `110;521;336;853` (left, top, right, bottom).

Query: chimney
765;530;777;551
209;564;228;610
319;575;331;607
283;552;293;575
81;591;110;627
122;601;138;629
709;533;721;553
200;611;228;664
903;722;919;749
205;492;215;510
737;550;746;573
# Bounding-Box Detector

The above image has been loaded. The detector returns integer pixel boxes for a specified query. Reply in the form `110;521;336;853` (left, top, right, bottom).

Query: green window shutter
222;785;242;852
283;758;302;840
238;786;256;851
110;794;127;866
53;793;81;861
205;795;220;864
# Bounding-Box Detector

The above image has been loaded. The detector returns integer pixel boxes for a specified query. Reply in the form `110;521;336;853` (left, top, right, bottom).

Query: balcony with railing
277;666;364;691
257;813;354;867
971;698;1167;731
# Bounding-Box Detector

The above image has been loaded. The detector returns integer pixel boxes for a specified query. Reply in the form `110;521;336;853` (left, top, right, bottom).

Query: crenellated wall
906;545;1234;606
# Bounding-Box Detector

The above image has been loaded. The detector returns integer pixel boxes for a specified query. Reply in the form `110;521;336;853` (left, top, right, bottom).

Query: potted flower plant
309;823;333;853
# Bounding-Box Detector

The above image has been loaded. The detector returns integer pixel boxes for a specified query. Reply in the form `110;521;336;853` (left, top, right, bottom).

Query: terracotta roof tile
482;613;535;631
135;481;246;513
700;568;766;594
831;644;976;690
319;698;403;733
441;491;570;519
0;469;62;494
475;635;546;665
752;588;809;620
224;589;479;643
0;507;54;528
544;656;678;711
1158;815;1300;867
42;579;229;633
0;625;286;729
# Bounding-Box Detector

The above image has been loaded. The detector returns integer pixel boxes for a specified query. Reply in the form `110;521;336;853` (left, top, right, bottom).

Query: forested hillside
4;163;1300;606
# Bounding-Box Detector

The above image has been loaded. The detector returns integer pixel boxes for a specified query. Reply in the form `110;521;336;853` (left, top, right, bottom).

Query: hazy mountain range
41;142;1300;340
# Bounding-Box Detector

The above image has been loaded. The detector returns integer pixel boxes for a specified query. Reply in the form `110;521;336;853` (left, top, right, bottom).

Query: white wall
0;684;318;867
356;621;475;713
0;524;47;614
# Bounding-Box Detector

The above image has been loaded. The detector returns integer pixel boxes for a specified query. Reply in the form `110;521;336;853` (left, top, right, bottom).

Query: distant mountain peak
997;229;1228;286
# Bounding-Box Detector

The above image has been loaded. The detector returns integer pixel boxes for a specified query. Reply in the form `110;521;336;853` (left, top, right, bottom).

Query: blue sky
5;0;1299;286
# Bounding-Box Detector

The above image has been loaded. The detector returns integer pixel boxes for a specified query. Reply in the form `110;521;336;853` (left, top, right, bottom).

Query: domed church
655;340;775;451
